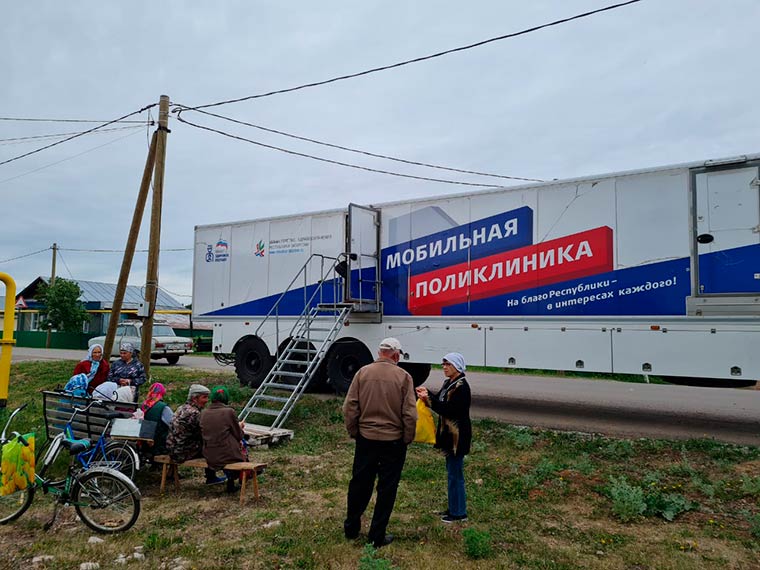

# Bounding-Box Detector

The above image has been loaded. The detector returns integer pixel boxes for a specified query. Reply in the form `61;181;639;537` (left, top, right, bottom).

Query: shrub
748;513;760;539
608;476;646;522
358;544;397;570
463;527;493;559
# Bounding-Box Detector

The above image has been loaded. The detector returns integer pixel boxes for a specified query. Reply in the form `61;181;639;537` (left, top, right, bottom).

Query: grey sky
1;0;758;301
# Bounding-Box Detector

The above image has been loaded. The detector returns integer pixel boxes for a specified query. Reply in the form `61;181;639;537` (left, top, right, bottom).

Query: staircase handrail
253;253;346;342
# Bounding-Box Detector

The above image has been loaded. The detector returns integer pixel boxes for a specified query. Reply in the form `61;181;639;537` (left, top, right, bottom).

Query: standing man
343;337;417;548
166;383;225;485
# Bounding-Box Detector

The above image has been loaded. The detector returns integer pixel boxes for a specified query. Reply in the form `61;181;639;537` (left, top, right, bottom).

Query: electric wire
178;106;544;182
0;103;157;168
0;117;151;124
59;247;192;253
0;247;51;264
158;285;192;298
177;113;505;188
182;0;642;112
57;250;75;279
0;124;151;146
0;128;146;186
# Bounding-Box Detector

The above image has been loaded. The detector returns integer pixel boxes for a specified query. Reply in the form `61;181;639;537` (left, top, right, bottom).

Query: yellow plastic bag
414;399;436;444
1;433;35;496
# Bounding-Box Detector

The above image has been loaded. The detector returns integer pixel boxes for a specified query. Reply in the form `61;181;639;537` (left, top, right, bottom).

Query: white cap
379;337;402;351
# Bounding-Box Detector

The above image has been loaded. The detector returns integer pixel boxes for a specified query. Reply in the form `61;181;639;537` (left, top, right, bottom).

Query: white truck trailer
193;152;760;399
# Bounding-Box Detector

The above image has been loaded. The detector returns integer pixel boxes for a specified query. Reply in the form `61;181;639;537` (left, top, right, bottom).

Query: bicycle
47;399;140;481
0;404;141;533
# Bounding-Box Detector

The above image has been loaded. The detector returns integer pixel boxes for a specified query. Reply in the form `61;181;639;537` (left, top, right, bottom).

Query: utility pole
104;132;158;359
139;95;170;375
45;243;57;349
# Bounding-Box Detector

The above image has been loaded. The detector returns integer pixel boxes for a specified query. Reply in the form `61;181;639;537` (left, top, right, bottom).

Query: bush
608;476;646;522
463;527;493;559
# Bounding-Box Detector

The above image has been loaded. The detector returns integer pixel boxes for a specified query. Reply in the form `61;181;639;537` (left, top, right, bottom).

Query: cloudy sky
1;0;758;303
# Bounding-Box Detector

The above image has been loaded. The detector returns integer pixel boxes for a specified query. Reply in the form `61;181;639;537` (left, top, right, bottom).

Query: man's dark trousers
344;435;408;546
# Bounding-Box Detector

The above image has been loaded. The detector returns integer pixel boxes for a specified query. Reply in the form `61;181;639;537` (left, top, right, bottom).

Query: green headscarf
210;385;229;404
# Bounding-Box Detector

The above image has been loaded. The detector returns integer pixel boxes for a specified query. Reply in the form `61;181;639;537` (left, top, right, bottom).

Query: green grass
1;360;760;569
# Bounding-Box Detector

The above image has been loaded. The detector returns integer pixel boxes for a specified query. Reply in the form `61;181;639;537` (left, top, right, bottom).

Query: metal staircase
239;301;352;431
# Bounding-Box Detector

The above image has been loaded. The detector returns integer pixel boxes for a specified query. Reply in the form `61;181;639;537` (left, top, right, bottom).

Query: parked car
88;320;194;365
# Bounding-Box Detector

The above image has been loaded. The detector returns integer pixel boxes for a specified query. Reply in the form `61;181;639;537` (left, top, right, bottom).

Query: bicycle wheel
73;468;141;533
0;486;34;525
92;441;139;480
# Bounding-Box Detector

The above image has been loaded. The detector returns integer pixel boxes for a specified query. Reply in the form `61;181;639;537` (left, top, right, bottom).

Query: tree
37;278;89;333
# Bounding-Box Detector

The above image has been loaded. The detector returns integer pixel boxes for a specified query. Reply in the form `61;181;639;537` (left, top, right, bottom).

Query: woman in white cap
107;342;147;402
416;352;471;523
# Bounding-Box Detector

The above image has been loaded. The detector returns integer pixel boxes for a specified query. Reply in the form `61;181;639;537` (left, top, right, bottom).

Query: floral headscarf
141;382;166;412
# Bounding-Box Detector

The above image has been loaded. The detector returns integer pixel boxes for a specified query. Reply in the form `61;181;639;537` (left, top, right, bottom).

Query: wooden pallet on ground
242;423;294;448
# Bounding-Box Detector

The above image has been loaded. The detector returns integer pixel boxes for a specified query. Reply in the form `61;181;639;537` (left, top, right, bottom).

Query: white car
88;320;194;365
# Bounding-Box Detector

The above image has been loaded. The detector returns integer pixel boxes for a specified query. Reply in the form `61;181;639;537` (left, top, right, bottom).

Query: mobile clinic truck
193;153;760;393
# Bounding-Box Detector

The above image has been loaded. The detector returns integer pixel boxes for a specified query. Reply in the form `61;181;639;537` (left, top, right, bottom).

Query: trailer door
346;203;380;308
694;163;760;294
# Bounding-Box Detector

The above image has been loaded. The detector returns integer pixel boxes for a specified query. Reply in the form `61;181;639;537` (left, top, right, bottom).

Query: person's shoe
373;534;393;548
345;530;360;540
441;514;467;523
205;475;227;485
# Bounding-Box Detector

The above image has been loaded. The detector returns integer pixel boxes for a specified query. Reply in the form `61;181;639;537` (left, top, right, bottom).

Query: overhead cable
0;124;150;146
59;247;192;253
181;0;642;112
0;103;157;168
0;117;151;124
180;107;544;183
0;129;146;186
0;247;51;264
177;113;505;188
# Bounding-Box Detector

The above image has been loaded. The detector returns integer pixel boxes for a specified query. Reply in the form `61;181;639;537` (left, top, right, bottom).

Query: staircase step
247;407;280;416
289;348;318;354
272;371;304;378
262;382;298;390
254;394;290;403
279;358;311;365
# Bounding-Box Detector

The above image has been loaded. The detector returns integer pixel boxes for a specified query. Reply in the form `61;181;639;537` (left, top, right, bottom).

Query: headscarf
93;381;119;401
141;382;166;412
210;385;229;404
442;352;466;374
84;344;103;381
64;373;89;397
120;342;135;359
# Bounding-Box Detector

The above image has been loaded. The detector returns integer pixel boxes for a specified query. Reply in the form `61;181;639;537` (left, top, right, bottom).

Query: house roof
17;277;185;310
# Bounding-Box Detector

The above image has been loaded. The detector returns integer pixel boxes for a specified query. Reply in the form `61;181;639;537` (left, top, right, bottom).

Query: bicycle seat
62;438;91;454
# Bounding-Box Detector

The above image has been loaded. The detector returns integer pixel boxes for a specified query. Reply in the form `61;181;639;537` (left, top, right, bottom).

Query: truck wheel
398;362;432;388
662;376;757;388
235;337;274;388
165;355;180;365
325;339;372;394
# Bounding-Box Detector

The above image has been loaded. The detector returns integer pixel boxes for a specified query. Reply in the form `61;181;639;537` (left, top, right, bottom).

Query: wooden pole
45;243;57;349
104;131;158;359
140;95;170;375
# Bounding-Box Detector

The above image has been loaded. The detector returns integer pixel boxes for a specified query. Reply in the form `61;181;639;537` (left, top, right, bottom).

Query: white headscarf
442;352;466;374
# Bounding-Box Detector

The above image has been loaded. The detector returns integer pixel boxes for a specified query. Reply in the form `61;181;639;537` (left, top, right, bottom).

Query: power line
181;0;642;112
59;247;192;253
179;107;544;183
158;285;192;298
0;129;146;186
57;250;75;279
177;113;505;188
0;117;151;124
0;247;50;264
0;103;157;168
0;124;150;146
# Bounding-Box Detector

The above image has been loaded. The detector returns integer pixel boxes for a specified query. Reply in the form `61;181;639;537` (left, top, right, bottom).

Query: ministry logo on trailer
254;240;266;257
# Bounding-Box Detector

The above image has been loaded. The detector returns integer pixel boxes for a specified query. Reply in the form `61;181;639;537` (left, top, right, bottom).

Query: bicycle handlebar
0;403;28;442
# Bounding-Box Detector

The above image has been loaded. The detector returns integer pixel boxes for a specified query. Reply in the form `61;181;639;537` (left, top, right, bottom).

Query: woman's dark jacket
429;375;471;457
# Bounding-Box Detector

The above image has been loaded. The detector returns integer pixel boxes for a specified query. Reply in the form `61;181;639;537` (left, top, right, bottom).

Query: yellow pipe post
0;273;17;408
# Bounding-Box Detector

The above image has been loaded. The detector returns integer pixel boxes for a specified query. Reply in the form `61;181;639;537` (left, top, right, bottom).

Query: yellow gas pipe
0;273;17;408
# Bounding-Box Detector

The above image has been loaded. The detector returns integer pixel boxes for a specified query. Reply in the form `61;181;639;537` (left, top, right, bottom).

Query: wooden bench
41;390;153;442
152;455;267;505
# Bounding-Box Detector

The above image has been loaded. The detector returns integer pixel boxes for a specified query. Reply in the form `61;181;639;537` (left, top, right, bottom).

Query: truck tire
325;339;372;394
165;355;180;365
234;336;274;388
398;362;432;388
662;376;757;388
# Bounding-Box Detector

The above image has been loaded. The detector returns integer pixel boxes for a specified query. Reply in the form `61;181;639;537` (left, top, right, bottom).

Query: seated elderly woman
107;342;147;402
139;383;174;458
200;386;247;494
72;344;110;395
